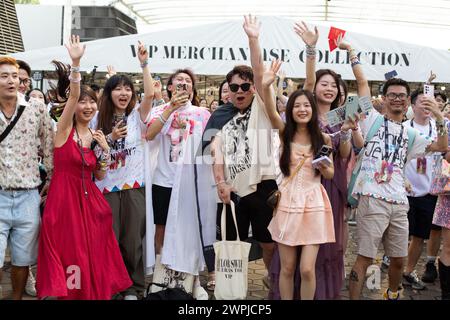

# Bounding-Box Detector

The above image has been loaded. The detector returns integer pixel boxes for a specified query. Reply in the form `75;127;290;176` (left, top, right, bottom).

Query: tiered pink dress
268;143;335;246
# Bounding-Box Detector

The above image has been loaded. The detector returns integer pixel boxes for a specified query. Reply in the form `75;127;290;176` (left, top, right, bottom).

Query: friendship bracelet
351;60;361;68
437;125;448;137
157;114;166;125
436;119;446;127
71;66;80;73
140;60;149;68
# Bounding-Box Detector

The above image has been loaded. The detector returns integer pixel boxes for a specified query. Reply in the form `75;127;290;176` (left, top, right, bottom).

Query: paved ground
0;224;442;300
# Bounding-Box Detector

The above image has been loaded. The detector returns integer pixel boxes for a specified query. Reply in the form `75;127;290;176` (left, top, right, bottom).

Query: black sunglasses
229;83;251;93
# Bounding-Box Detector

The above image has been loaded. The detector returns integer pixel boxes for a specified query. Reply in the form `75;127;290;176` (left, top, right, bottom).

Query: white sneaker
25;269;37;297
124;295;138;300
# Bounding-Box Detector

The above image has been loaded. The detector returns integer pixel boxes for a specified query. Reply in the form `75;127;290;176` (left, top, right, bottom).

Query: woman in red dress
36;35;132;300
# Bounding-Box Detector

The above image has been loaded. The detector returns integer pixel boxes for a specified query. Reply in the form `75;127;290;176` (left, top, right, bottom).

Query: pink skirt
268;185;335;246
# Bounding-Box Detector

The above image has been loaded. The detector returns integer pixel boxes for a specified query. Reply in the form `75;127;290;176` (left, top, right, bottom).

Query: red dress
37;129;132;300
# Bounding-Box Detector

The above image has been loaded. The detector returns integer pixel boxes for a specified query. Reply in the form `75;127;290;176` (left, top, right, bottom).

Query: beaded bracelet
437;124;448;137
157;114;166;125
71;66;80;73
351;56;361;68
140;60;149;68
305;45;317;57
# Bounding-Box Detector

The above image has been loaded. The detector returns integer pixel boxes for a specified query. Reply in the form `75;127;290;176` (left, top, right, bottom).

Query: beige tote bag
214;201;251;300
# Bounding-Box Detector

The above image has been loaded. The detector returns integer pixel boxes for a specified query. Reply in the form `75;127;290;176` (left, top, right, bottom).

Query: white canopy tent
11;16;450;82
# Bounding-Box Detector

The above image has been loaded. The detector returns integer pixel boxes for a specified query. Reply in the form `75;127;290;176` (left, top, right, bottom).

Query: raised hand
427;70;437;84
64;35;86;63
336;33;351;51
106;65;116;78
341;113;360;132
262;59;282;88
137;41;149;65
243;14;261;39
294;21;319;47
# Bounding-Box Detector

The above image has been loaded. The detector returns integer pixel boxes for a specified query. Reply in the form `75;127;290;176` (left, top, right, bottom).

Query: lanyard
410;119;432;138
384;117;404;163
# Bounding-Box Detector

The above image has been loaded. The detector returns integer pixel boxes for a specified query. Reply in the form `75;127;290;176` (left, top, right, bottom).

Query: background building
0;0;24;54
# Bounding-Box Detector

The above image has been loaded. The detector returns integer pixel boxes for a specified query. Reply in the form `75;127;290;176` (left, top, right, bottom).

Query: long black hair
279;89;325;177
97;74;136;135
314;69;342;111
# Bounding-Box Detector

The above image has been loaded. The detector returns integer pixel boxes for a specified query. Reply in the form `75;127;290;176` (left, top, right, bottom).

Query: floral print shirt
0;94;54;189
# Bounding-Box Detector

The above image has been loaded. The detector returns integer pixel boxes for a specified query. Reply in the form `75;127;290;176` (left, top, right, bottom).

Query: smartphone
384;70;398;80
312;156;332;169
424;84;434;98
176;83;187;92
314;145;332;160
120;116;128;128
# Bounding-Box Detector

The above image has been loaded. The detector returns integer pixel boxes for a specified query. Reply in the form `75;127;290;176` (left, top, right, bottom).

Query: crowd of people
0;15;449;301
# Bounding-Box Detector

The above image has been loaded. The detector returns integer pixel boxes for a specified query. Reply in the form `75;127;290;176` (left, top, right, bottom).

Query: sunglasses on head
229;83;252;93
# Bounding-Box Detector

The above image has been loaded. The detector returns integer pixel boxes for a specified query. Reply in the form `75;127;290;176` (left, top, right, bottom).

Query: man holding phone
402;89;442;290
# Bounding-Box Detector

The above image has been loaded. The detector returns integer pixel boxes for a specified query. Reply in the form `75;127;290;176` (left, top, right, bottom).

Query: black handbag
143;283;194;301
266;190;281;210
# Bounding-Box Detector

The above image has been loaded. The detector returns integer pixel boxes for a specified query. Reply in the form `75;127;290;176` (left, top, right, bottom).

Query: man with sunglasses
349;78;448;300
204;15;278;287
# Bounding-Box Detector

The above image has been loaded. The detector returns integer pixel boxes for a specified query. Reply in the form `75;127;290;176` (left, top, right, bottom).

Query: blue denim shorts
0;189;40;267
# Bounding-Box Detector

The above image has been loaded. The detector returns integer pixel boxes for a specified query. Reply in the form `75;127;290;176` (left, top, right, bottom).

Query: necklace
74;126;94;197
1;109;13;121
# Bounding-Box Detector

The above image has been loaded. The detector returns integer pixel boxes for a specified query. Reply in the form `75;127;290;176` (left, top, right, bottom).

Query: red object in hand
328;26;346;52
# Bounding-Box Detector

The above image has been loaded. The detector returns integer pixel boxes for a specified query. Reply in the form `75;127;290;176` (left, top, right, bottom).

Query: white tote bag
214;201;251;300
151;254;195;294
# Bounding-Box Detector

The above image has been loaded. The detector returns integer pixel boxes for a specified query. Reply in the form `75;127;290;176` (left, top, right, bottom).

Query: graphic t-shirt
150;102;211;188
352;110;432;204
404;119;440;197
215;94;277;197
91;106;147;193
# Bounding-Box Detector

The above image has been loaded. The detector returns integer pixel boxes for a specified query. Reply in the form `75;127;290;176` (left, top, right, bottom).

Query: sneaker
421;261;438;283
124;295;138;300
402;270;426;290
383;288;400;300
25;269;37;297
381;255;390;273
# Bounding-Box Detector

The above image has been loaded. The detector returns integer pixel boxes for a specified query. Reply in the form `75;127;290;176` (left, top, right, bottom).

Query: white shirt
404;119;440;197
352;110;432;204
92;106;147;193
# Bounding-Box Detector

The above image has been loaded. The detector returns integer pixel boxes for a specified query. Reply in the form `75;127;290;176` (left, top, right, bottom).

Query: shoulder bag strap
0;105;25;144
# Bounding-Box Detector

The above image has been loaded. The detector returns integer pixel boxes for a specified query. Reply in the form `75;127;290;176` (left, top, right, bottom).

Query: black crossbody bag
0;105;25;144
